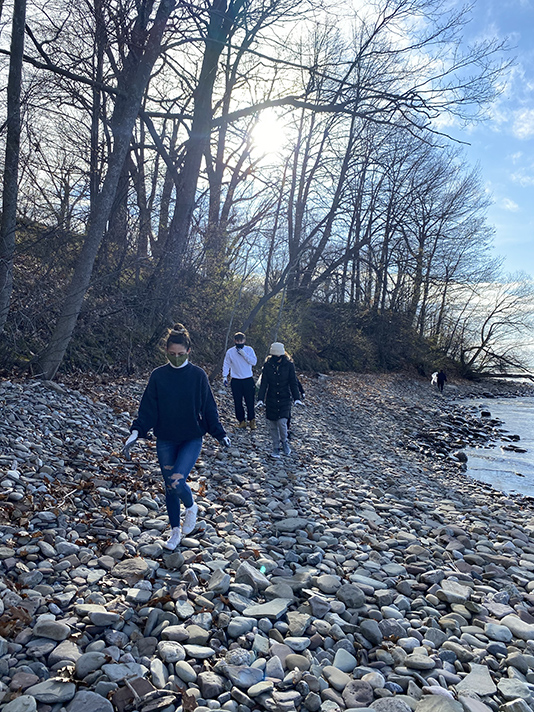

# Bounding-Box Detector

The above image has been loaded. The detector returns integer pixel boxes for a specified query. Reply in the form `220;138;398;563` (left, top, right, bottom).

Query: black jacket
257;356;300;420
132;362;226;443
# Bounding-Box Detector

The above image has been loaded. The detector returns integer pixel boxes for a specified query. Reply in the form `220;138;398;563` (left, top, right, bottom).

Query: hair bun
172;322;187;334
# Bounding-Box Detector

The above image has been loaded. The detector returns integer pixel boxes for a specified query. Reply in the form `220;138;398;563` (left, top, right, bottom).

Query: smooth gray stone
265;655;285;680
497;678;533;701
101;662;145;681
161;625;189;642
322;665;351;691
175;599;195;619
88;610;120;626
198;671;226;698
501;615;534;641
243;598;292;620
414;698;464;712
183;645;216;659
248;681;275;698
227;591;253;613
75;651;107;678
150;658;167;689
436;580;471;604
337;583;366;609
455;663;497;695
484;622;513;642
505;653;534;674
349;574;388;590
306;593;331;617
111;557;149;580
316;574;341;594
333;648;357;673
185;624;210;645
499;701;532;712
227;617;256;638
287;611;312;636
423;628;447;648
285;653;311;671
458;697;495;712
378;619;407;639
207;569;231;594
360;619;383;645
66;690;113;712
33;619;70;641
284;636;310;651
372;700;414;712
224;664;264;689
275;517;310;532
235;561;270;590
175;660;198;683
1;696;37;712
265;583;295;602
441;641;474;663
157;640;186;663
405;653;436;670
25;638;56;657
25;679;76;703
47;640;81;666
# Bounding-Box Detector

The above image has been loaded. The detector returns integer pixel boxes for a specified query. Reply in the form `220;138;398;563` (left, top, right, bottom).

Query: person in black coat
256;342;303;458
122;324;230;550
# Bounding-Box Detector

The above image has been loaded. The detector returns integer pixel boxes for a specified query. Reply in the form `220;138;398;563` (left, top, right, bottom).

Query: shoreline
2;374;534;712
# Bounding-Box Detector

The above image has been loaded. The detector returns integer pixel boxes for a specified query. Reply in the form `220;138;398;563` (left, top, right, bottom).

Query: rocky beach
2;372;534;712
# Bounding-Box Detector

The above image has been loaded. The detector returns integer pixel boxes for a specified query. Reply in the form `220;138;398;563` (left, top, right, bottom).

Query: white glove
221;436;231;448
256;401;264;407
294;400;304;406
123;430;138;460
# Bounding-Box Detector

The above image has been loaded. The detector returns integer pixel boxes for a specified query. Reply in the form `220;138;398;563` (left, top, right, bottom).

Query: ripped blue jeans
156;439;203;528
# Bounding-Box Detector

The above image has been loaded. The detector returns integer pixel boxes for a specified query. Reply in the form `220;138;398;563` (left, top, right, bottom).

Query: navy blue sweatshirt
131;363;226;443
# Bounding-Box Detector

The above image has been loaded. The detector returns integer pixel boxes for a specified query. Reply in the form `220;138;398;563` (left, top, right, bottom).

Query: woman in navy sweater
123;324;230;550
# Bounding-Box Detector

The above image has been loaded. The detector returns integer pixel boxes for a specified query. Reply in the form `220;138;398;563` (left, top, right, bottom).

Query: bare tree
0;0;27;332
37;0;177;379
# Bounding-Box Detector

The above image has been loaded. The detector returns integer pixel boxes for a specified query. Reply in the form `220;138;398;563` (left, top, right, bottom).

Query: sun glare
251;110;286;155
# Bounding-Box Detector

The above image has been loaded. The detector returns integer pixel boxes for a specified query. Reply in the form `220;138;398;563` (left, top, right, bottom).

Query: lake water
465;397;534;497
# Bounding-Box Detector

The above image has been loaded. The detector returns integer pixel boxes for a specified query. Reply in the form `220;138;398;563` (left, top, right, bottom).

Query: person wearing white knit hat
256;342;303;458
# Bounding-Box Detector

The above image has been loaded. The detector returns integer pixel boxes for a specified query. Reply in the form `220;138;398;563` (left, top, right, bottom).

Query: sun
251;110;286;155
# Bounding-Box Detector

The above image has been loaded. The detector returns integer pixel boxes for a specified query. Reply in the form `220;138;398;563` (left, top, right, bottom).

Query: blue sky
455;0;534;278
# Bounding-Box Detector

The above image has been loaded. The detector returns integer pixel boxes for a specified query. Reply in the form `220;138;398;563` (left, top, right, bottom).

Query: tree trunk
0;0;26;332
148;0;246;324
37;0;176;379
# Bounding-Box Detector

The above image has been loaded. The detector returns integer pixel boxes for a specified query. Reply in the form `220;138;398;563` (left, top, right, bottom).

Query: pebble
2;374;534;712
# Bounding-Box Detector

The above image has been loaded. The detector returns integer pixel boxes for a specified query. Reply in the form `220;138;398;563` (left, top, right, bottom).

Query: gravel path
1;372;534;712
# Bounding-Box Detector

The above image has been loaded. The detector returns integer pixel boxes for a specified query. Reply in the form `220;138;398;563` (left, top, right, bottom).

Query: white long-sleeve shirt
223;345;257;379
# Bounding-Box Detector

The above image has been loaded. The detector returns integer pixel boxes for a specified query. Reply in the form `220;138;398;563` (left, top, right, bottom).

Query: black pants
231;377;255;422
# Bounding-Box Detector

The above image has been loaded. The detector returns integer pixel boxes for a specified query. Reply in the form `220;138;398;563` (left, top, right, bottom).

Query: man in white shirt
223;332;258;429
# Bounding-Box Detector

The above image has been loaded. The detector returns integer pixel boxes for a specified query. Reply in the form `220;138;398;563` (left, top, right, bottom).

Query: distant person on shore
256;342;303;458
223;332;258;430
437;369;447;393
123;324;230;550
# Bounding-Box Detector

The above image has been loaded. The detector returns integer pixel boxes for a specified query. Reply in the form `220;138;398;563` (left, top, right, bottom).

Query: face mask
167;353;188;368
235;342;245;349
272;355;283;363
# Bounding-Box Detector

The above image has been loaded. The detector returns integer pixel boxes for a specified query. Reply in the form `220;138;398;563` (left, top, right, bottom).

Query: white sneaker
282;442;291;456
182;502;198;535
164;527;182;550
270;450;281;459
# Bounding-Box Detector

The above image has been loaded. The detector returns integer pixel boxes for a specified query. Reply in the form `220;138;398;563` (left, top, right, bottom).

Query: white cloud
513;109;534;139
510;166;534;186
501;198;520;211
